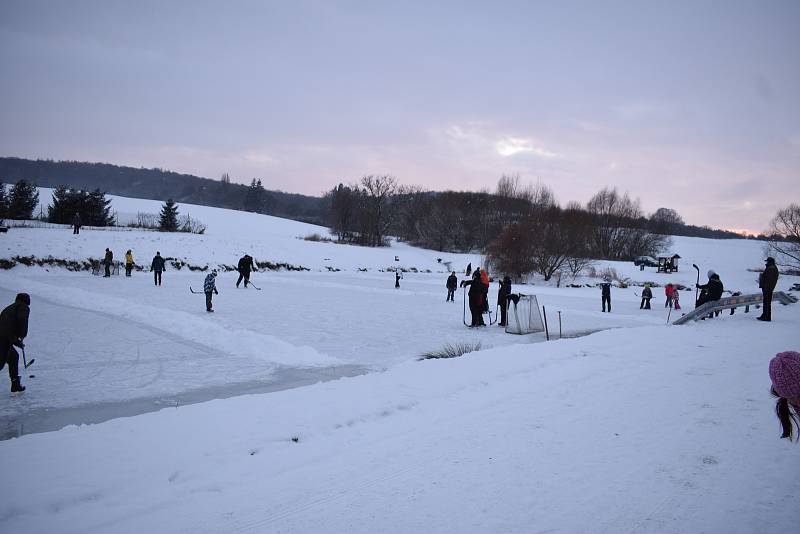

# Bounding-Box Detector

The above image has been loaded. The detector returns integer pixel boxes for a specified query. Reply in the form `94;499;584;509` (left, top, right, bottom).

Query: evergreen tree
0;182;8;219
7;179;39;220
159;199;179;231
86;188;115;226
244;179;266;212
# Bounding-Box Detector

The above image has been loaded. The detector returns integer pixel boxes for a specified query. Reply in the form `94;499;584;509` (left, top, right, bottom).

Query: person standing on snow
664;283;675;308
461;270;486;327
125;249;134;277
758;257;779;322
236;254;256;288
600;280;612;312
673;288;681;310
465;263;472;276
0;293;30;393
497;275;512;327
151;251;166;286
204;270;219;312
479;268;490;314
640;284;653;309
103;248;113;277
446;271;458;302
72;212;82;235
769;351;800;441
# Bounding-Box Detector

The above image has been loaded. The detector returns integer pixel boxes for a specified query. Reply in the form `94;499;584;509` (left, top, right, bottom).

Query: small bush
303;233;331;242
419;341;482;360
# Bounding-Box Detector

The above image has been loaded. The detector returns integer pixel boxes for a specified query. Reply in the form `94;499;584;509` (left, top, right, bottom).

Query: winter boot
11;377;25;393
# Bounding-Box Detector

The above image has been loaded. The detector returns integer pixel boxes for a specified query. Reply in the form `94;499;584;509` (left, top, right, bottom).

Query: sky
1;0;798;234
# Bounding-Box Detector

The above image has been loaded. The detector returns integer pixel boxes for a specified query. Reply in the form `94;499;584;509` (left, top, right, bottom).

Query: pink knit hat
769;351;800;399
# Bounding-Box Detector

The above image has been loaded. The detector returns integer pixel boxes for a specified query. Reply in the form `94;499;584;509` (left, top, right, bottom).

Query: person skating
125;249;134;277
103;248;113;277
480;268;490;316
461;270;486;327
465;263;472;276
0;293;30;393
204;270;219;312
600;279;612;312
497;275;512;326
758;257;779;322
664;283;675;308
769;351;800;441
72;212;81;235
640;284;652;309
236;254;256;288
151;251;166;286
446;272;457;302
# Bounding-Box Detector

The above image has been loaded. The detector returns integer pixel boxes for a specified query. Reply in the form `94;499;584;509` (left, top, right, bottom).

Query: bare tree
360;175;397;247
766;203;800;270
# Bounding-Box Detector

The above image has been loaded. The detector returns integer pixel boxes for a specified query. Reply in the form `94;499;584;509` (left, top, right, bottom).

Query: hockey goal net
505;294;545;335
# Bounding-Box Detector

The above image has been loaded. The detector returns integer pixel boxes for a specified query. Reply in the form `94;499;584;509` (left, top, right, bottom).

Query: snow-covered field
0;192;798;533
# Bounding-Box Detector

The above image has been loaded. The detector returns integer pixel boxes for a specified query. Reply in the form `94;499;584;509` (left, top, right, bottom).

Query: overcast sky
1;0;798;233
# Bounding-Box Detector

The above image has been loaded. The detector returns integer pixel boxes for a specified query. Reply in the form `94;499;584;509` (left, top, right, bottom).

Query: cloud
495;137;558;158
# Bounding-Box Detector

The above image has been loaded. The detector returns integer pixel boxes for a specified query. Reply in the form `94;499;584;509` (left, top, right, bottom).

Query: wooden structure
657;254;680;273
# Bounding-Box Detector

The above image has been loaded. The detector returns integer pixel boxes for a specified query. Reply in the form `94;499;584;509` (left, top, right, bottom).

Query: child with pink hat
769;351;800;441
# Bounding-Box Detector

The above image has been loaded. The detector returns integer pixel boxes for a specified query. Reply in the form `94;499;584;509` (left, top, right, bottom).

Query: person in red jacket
664;283;675;308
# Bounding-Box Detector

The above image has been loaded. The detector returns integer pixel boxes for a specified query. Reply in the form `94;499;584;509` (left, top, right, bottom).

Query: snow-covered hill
0;191;797;533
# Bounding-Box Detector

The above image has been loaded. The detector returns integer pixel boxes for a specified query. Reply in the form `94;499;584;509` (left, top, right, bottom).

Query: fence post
558;311;562;339
542;306;550;341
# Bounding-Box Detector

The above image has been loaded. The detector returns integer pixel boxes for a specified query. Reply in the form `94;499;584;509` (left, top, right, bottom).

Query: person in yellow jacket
125;249;134;277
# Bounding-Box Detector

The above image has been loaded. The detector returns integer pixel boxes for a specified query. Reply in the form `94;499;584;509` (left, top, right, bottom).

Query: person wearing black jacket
696;270;724;317
460;270;486;327
236;254;256;288
600;280;612;312
151;251;166;286
72;212;81;235
758;257;779;321
497;275;512;326
0;293;30;392
446;272;458;302
103;248;113;277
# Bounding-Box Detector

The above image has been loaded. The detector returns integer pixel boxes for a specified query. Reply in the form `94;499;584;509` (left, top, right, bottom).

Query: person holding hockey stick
497;275;512;327
204;270;219;312
640;284;652;309
0;293;30;393
769;351;800;441
236;254;256;288
460;269;486;327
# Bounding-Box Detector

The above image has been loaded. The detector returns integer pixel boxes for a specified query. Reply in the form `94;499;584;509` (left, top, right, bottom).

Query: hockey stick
462;285;469;326
666;306;673;324
247;282;262;291
692;264;700;307
189;286;203;294
22;346;34;369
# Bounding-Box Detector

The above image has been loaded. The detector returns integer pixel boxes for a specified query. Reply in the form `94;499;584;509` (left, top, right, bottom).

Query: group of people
638;283;681;310
101;248;167;286
453;267;513;328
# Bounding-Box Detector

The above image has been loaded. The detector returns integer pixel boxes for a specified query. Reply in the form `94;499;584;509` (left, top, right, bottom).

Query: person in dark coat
461;270;486;326
395;270;402;288
758;257;779;321
696;270;724;317
600;280;612;312
236;254;256;288
0;293;30;392
446;272;458;302
72;212;82;235
497;275;512;326
465;263;472;276
103;248;113;277
640;284;653;310
151;251;166;286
